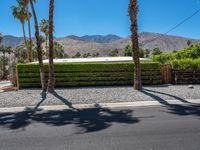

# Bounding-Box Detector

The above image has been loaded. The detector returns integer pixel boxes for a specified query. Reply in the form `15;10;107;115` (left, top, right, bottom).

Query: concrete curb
0;99;200;113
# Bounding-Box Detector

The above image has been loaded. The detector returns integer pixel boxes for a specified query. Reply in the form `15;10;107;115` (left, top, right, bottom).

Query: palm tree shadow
31;91;76;111
144;88;190;103
0;107;140;133
52;91;76;110
141;89;200;117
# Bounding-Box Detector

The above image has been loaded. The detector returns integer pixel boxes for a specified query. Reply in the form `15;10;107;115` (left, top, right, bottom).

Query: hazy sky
0;0;200;38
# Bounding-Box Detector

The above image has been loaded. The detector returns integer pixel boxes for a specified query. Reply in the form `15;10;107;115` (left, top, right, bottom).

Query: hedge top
17;62;161;73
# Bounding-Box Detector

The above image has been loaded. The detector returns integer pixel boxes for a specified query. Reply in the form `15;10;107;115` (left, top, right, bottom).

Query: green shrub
172;58;200;69
152;44;200;64
17;62;162;88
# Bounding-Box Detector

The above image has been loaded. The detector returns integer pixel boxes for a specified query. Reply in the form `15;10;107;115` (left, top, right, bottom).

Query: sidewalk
0;99;200;113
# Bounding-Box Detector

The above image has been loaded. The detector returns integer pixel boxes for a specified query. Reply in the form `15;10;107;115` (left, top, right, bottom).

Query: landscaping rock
188;85;194;89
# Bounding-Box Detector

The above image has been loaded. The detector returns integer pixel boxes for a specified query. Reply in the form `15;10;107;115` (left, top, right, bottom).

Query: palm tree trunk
27;8;33;62
22;23;29;62
30;0;46;91
129;0;142;90
48;0;55;93
45;35;48;59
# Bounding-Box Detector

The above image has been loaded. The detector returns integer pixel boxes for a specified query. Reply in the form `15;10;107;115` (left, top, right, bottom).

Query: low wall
17;62;162;88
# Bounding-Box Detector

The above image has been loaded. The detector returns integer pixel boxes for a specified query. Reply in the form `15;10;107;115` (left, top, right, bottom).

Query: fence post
161;64;172;84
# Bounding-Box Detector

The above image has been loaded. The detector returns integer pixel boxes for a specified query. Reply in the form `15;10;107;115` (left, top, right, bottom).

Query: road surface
0;104;199;150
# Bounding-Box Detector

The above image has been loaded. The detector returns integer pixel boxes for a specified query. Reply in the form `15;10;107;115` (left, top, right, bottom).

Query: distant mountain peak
2;32;200;57
80;34;122;43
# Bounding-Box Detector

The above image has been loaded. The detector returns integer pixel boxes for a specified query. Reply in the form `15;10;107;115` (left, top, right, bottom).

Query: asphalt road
0;104;199;150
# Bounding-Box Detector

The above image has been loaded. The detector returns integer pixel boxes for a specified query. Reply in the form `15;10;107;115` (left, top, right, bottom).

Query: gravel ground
0;85;200;108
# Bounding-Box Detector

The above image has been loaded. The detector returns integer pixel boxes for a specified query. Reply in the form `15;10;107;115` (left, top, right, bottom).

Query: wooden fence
160;64;200;84
173;70;200;84
160;64;172;84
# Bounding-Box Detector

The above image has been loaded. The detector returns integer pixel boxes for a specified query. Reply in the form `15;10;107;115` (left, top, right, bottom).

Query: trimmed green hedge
172;58;200;69
17;62;162;88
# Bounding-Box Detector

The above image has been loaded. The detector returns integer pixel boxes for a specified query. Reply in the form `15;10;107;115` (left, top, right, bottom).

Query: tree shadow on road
0;106;139;133
30;91;76;111
141;88;200;117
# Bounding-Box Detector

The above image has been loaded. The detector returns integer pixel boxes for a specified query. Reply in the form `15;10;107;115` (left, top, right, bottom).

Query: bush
152;44;200;64
17;62;162;88
172;58;200;69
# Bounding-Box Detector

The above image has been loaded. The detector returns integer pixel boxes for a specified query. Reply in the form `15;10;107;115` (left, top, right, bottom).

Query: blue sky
0;0;200;38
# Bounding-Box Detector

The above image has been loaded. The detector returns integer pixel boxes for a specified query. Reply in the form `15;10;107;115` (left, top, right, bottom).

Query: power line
147;8;200;42
165;8;200;34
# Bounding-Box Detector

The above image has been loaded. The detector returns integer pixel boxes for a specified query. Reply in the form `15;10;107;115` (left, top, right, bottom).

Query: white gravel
0;85;200;108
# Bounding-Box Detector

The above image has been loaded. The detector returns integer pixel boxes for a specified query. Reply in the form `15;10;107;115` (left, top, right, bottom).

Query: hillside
2;32;199;56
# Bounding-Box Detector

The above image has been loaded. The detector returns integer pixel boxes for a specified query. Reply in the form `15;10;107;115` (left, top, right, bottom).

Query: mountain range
2;32;199;56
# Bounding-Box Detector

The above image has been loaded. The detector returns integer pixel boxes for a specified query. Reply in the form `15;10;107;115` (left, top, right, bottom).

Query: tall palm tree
29;0;46;91
128;0;142;90
12;1;28;59
14;0;33;62
24;1;33;62
48;0;55;92
40;19;49;58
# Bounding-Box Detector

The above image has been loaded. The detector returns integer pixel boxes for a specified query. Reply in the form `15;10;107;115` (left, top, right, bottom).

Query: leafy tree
109;49;119;57
152;43;200;64
92;52;100;57
152;47;162;55
139;48;144;58
95;52;100;57
124;45;144;58
187;40;192;47
129;0;142;90
74;52;81;58
86;52;91;57
144;49;150;58
83;53;87;58
124;45;132;56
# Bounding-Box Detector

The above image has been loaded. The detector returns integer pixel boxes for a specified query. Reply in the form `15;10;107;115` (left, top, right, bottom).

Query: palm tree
47;0;55;92
128;0;142;90
40;19;49;58
12;1;29;61
14;0;33;62
29;0;46;91
24;0;33;62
